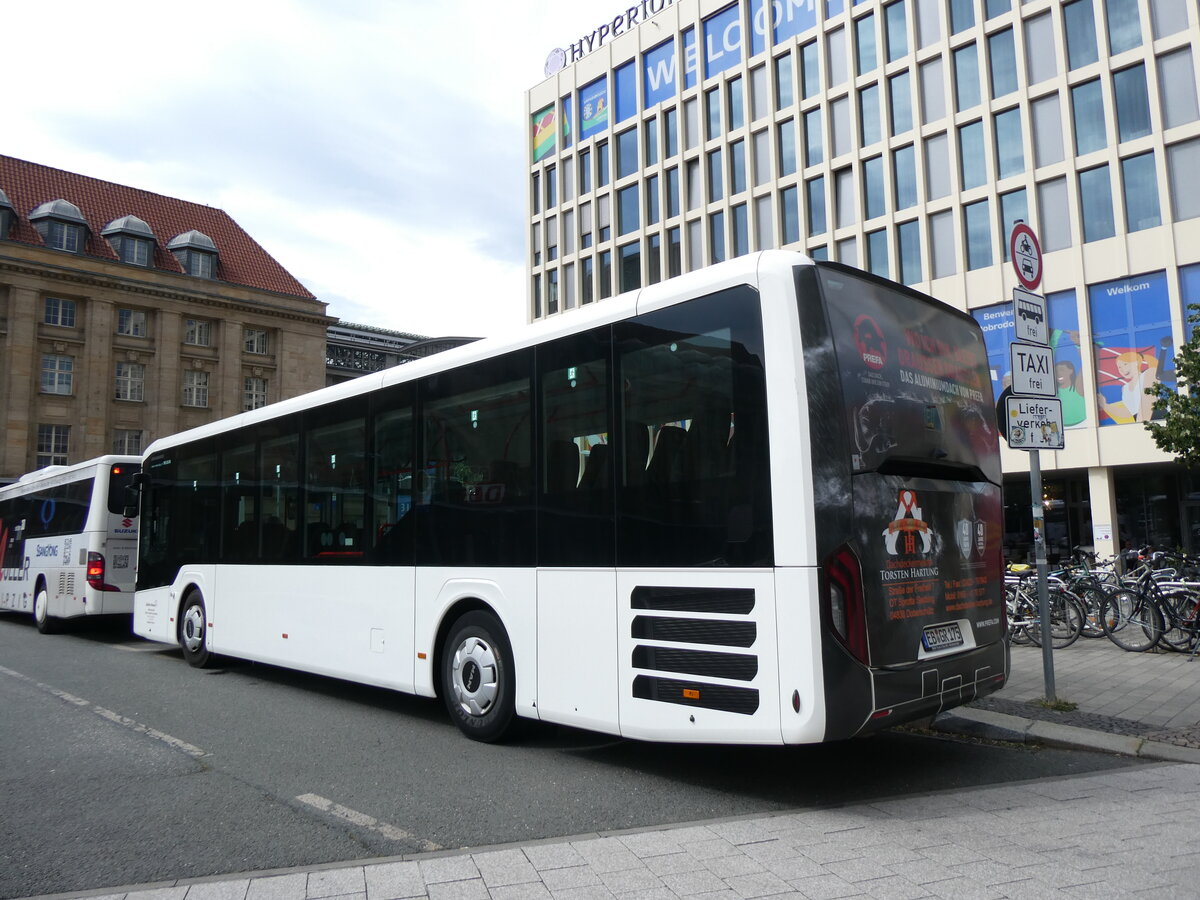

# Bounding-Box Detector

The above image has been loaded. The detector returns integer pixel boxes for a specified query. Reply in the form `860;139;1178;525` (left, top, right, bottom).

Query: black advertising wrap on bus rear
816;265;1006;670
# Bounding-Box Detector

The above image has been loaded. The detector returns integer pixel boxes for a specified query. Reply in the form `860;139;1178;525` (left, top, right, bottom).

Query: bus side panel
414;569;537;713
134;571;212;645
773;565;827;744
213;565;416;693
616;570;781;744
536;569;620;736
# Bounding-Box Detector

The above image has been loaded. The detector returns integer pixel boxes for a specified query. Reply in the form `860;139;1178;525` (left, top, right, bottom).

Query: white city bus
0;456;141;632
133;252;1007;743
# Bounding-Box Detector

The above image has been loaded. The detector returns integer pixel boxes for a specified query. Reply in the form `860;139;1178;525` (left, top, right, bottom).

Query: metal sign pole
1028;449;1056;702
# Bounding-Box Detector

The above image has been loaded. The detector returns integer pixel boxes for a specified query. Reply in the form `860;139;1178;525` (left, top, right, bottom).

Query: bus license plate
921;622;964;652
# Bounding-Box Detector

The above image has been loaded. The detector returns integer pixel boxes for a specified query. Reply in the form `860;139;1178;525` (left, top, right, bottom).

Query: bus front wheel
440;611;516;743
33;584;59;635
179;592;214;668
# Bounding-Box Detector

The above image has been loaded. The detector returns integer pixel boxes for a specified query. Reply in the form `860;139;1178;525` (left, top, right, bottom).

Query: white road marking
295;793;442;851
0;664;208;758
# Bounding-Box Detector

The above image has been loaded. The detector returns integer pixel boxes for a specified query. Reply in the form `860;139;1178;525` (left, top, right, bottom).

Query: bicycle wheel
1029;589;1084;649
1158;591;1200;651
1073;582;1110;638
1101;589;1162;652
1006;589;1033;645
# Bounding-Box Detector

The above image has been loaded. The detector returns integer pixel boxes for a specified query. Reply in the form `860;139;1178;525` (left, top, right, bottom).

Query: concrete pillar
1087;466;1119;562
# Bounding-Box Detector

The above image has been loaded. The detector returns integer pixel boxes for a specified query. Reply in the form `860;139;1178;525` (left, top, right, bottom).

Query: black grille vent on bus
631;616;756;647
632;646;758;681
631;586;755;615
632;675;760;715
629;585;759;717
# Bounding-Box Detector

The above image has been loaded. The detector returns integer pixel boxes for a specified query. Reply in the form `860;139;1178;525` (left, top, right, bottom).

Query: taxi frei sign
1004;223;1063;451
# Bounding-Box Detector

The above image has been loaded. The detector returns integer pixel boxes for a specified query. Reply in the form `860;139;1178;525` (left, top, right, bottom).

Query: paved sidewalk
30;763;1199;900
957;639;1200;755
24;638;1200;900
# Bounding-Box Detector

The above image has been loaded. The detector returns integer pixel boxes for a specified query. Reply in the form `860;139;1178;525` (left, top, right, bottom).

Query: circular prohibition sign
1009;222;1043;291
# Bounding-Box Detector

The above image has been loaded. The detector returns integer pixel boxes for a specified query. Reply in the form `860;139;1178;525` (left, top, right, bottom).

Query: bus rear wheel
33;584;59;634
179;592;214;668
440;611;516;743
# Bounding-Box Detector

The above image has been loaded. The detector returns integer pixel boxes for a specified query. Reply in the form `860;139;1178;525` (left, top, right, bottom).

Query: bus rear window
816;266;1000;482
107;463;141;515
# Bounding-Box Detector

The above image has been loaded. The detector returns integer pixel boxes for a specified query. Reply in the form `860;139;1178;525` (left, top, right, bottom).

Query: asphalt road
0;613;1146;900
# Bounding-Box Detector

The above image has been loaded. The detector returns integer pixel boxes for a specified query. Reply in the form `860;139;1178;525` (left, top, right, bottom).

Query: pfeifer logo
853;315;887;371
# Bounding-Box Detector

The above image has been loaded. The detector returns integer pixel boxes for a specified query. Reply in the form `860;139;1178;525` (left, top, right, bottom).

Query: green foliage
1145;303;1200;468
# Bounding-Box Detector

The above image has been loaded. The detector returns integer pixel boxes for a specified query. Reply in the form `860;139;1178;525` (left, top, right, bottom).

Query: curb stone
936;706;1200;763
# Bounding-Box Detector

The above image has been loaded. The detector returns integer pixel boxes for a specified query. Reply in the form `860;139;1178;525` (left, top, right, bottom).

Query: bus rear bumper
857;641;1009;737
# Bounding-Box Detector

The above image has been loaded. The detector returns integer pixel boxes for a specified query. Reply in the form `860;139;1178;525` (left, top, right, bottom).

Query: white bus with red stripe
0;456;141;632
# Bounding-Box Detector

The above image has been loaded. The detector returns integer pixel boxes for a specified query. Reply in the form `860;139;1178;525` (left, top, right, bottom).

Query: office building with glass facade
526;0;1200;560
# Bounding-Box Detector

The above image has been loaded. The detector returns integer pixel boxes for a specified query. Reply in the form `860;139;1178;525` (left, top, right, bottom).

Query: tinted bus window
616;287;772;567
418;349;534;567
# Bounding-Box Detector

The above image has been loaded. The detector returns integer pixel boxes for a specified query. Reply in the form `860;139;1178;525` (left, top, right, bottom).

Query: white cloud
4;0;614;337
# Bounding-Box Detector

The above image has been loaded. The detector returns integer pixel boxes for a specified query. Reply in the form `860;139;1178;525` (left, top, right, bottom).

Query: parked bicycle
1005;566;1085;649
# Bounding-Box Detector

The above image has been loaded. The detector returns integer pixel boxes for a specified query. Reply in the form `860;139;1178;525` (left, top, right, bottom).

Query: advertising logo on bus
853;315;887;371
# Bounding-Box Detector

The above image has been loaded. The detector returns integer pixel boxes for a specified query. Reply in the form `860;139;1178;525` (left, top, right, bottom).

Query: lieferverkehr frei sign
1005;396;1064;450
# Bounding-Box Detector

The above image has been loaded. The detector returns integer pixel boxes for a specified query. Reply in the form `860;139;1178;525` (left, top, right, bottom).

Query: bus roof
0;455;141;498
142;252;816;458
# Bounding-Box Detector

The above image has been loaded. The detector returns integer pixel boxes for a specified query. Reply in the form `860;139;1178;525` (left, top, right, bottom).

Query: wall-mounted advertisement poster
972;289;1088;429
531;106;557;163
1088;271;1174;426
579;77;609;141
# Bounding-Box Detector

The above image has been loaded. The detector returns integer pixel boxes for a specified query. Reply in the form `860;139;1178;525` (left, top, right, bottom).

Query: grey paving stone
418;858;480;887
547;886;617;900
473;849;541;888
539;866;603;893
488;884;553;900
186;881;252;900
595;866;662;894
364;862;426;900
128;889;190;900
571;838;643;873
721;871;795;898
782;873;864;900
657;868;729;896
425;879;489;900
307;870;366;900
247;874;308;900
524;844;588;871
851;875;931;900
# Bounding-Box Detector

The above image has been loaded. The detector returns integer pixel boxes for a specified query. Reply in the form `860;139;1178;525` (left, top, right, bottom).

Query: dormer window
167;230;218;279
102;215;156;267
0;188;14;239
30;199;88;253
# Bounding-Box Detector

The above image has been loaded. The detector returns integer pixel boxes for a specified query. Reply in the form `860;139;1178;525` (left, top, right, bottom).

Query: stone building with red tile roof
0;154;334;481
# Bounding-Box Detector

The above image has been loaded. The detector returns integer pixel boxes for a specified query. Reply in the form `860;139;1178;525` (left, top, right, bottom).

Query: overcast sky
5;0;617;339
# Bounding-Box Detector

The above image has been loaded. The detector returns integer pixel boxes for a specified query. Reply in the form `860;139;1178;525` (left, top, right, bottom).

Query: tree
1145;303;1200;468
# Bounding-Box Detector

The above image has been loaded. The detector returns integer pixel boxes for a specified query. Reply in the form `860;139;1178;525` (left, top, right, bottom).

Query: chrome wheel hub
451;636;498;717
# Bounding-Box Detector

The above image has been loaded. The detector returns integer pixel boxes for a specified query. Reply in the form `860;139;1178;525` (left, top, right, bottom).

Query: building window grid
526;0;1198;315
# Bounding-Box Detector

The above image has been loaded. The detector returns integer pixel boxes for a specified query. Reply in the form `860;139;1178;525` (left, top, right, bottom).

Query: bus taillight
86;552;120;592
825;545;869;666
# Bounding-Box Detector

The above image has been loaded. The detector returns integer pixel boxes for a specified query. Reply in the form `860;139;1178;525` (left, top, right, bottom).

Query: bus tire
440;610;516;743
179;591;214;668
33;583;59;635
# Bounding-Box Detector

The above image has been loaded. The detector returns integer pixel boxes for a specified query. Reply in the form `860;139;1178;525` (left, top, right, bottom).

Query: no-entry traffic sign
1010;222;1042;291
